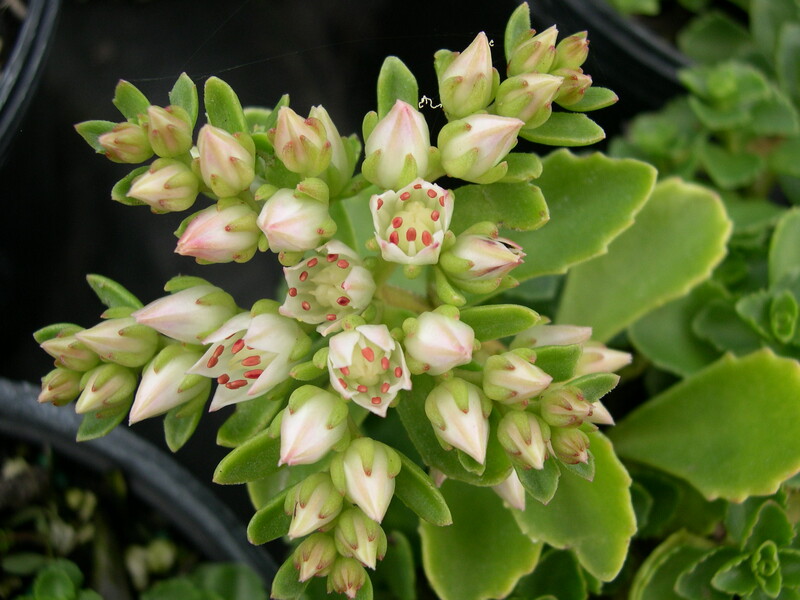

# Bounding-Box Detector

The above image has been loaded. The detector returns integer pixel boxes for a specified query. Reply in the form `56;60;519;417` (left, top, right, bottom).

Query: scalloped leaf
169;73;199;127
520;113;605;146
394;451;452;526
460;305;542;341
377;56;418;119
420;480;543;600
513;550;588;600
450;182;548;234
558;178;731;342
612;349;800;501
629;532;715;600
204;77;248;134
86;274;143;309
213;429;281;485
512;433;635;581
113;80;150;121
507;150;656;281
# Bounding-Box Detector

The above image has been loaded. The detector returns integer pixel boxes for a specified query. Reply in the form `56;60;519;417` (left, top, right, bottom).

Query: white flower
176;201;260;263
403;308;475;375
128;158;199;212
197;124;255;197
257;185;335;253
437;32;497;118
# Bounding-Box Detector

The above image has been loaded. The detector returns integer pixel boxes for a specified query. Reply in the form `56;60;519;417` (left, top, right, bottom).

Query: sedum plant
30;2;800;599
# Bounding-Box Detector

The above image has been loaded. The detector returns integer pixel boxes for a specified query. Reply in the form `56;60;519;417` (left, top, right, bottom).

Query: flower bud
334;508;387;570
495;73;563;130
309;105;358;195
370;179;454;266
190;311;308;410
552;31;589;71
511;323;592;349
269;106;332;177
483;348;552;405
539;387;594;428
285;472;344;539
278;385;349;466
129;345;209;424
497;411;550;470
280;240;376;335
257;179;336;253
197;124;255;197
363;100;431;190
327;557;367;599
552;68;592;107
574;343;632;376
144;105;193;158
507;25;559;77
98;122;153;163
176;200;260;263
75;363;137;414
439;222;525;293
425;378;492;464
330;438;400;523
586;400;615;426
493;469;526;511
438;114;523;184
436;32;498;119
128;158;200;213
550;427;590;464
40;330;100;372
132;284;237;344
39;368;82;406
74;317;159;368
328;324;411;417
403;307;475;375
293;534;338;582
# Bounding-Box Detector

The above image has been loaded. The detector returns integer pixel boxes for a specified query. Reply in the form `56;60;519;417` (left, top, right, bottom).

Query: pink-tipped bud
257;180;336;253
550;427;590;465
98;122;153;163
285;473;344;539
334;508;387;570
511;323;593;349
40;330;100;373
483;348;552;405
327;557;367;599
269;106;332;177
552;31;589;71
402;307;475;375
197;124;255;198
575;342;632;376
492;470;526;511
438;114;523;184
176;200;260;263
293;534;338;582
436;32;497;119
38;368;82;406
128;158;200;213
552;68;593;107
507;25;559;77
144;105;193;158
74;363;137;414
539;387;594;428
495;73;563;130
425;378;492;464
309;105;358;195
497;411;551;470
278;385;349;466
363;100;431;190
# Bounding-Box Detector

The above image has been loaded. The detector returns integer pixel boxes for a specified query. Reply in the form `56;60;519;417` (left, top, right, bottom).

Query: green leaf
420;480;543;600
460;305;542;341
612;349;800;501
376;56;418;120
74;120;116;153
213;429;282;484
700;142;764;190
711;553;758;596
450;182;548;234
512;433;636;581
164;389;209;452
530;345;582;382
628;532;714;600
629;281;725;377
33;566;77;600
271;556;309;600
558;177;731;342
397;375;511;487
770;208;800;287
247;488;291;545
169;73;199;127
504;2;531;63
751;0;799;58
569;373;619;404
394;451;452;526
32;323;82;344
76;399;132;441
748;89;799;136
374;531;416;600
113;80;150;121
520;113;605;147
191;564;267;600
142;578;215;600
777;23;800;103
515;458;560;505
513;550;588;600
217;394;285;448
693;298;764;355
110;165;149;207
85;274;143;309
566;87;619;112
204;77;248;134
676;546;741;600
769;137;800;178
745;501;794;551
500;153;543;183
507;149;656;281
1;553;48;575
677;11;752;64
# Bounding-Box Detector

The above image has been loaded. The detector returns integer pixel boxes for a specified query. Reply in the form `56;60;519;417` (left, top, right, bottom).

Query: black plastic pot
0;377;276;587
0;0;60;166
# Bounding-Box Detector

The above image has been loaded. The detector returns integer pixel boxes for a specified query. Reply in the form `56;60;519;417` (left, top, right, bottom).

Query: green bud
144;105;193;157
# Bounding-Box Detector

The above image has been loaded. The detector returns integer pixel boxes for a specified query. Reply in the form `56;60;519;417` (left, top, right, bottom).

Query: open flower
280;240;376;335
189;311;308;410
370;179;454;266
328;324;411;417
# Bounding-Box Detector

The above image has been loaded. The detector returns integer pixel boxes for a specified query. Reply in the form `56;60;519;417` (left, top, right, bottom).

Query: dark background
0;0;679;549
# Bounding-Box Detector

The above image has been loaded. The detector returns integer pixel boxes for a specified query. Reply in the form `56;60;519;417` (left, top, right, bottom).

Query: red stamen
394;366;403;377
337;259;349;269
307;258;318;267
217;374;230;384
413;183;422;189
226;379;247;389
389;231;399;244
326;313;337;321
422;230;432;246
376;198;384;209
426;188;437;198
241;355;261;366
288;287;298;297
361;347;375;362
231;339;245;354
371;397;382;405
213;344;225;358
299;271;309;282
399;191;411;201
338;378;348;388
406;227;417;242
358;385;368;393
206;356;219;368
381;382;390;393
327;253;339;262
431;210;440;221
244;369;263;379
301;301;311;311
392;217;403;228
439;196;446;207
337;296;350;306
340;366;350;376
381;357;390;370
